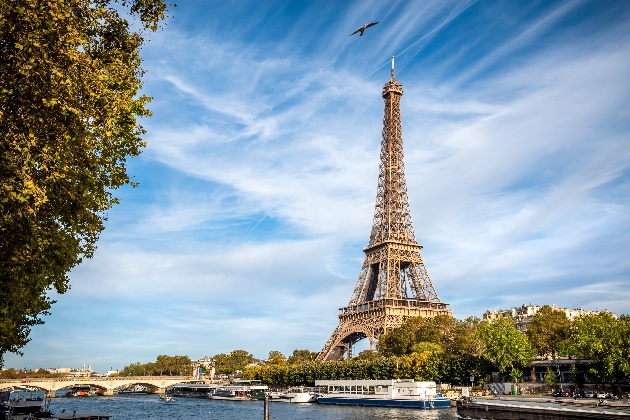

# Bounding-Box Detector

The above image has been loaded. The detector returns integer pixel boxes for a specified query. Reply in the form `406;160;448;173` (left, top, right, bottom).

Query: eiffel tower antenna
391;55;395;79
316;59;451;361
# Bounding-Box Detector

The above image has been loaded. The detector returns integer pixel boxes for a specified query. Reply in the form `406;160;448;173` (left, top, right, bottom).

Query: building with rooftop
483;304;610;332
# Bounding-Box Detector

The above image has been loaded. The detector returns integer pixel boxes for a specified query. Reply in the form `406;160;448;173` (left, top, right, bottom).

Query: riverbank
457;396;630;419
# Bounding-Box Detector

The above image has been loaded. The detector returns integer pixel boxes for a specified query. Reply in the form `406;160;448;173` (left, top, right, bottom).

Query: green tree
213;350;257;375
410;342;443;355
569;364;584;389
414;314;458;347
477;318;533;374
526;305;573;358
0;0;172;365
572;311;630;383
267;351;286;366
355;350;377;361
377;317;423;356
286;349;317;365
544;366;558;390
447;317;484;357
119;355;191;376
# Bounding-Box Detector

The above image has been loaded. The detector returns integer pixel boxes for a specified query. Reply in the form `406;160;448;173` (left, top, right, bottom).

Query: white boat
167;383;220;398
277;387;318;403
159;394;174;402
315;379;451;409
267;390;284;399
208;380;268;401
209;387;252;401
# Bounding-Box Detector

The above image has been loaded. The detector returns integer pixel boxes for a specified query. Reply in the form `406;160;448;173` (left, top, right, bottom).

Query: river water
44;394;460;420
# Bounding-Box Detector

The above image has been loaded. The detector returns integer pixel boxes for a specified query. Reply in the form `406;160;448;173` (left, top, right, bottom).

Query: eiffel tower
316;57;451;361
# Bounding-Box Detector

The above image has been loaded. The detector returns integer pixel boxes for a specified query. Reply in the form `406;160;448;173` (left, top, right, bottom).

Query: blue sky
6;0;630;372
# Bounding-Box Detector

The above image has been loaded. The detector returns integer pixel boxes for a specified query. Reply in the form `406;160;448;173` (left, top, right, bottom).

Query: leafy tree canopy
286;349;317;365
526;305;573;358
267;351;286;366
410;342;443;355
119;355;192;376
477;318;533;374
0;0;172;366
377;315;483;358
572;311;630;383
213;350;258;375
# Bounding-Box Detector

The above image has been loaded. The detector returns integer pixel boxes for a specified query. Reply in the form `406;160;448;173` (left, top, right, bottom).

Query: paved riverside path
0;376;194;397
458;397;630;420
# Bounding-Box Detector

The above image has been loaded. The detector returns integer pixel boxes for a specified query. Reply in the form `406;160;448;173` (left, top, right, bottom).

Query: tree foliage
572;311;630;383
212;350;257;375
266;351;286;366
119;355;192;376
0;0;171;365
544;366;557;389
526;305;572;358
477;318;533;374
0;368;66;378
377;315;483;358
286;349;317;365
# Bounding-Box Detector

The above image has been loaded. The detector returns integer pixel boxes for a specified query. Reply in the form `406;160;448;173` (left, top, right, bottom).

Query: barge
315;379;450;409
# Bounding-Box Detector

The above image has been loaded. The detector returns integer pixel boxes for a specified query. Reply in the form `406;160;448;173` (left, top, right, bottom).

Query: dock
457;397;630;419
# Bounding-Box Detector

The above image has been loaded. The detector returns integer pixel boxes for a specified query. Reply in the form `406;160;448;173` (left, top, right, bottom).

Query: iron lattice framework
317;58;451;361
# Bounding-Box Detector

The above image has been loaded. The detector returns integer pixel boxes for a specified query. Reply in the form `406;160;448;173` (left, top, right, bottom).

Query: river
44;394;460;419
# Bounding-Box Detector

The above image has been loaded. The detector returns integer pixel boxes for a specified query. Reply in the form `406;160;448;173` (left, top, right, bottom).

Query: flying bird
350;22;379;37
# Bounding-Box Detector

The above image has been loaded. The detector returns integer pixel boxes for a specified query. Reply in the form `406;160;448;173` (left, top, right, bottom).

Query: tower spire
391;55;395;79
316;60;451;362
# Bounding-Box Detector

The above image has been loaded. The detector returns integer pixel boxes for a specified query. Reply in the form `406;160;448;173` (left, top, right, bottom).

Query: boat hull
317;396;451;409
209;396;252;401
275;393;317;404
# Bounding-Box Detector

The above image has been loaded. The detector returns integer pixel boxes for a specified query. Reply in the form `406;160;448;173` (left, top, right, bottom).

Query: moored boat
277;387;319;403
208;388;252;401
315;379;451;409
166;383;220;398
208;380;268;401
0;391;49;418
117;385;147;395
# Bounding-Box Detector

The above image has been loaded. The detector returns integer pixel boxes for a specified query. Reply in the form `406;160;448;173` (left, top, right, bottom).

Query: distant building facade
483;304;610;332
193;356;215;378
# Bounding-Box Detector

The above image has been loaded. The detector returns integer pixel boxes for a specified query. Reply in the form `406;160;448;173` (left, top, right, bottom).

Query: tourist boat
0;391;50;418
159;394;174;402
208;387;252;401
166;383;220;398
315;380;451;409
277;387;319;403
208;380;268;401
117;385;147;395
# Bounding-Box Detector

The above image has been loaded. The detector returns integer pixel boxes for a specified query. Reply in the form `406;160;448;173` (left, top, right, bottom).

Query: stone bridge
0;376;196;397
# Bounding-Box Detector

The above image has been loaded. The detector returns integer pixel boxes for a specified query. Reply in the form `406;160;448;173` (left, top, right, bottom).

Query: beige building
483;304;609;332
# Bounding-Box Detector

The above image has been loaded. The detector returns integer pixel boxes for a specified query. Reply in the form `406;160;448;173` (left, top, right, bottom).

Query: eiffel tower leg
316;318;374;361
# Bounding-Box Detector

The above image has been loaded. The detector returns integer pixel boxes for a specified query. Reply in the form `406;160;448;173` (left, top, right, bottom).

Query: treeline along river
23;392;459;419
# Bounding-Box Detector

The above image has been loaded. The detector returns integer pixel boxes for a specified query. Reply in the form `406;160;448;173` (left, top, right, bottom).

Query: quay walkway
0;376;194;397
458;396;630;420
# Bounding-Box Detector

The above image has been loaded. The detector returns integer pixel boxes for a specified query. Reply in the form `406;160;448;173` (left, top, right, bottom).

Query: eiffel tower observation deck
316;57;451;361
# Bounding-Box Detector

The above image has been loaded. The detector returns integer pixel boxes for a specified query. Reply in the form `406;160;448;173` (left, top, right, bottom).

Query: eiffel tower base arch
317;298;451;361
